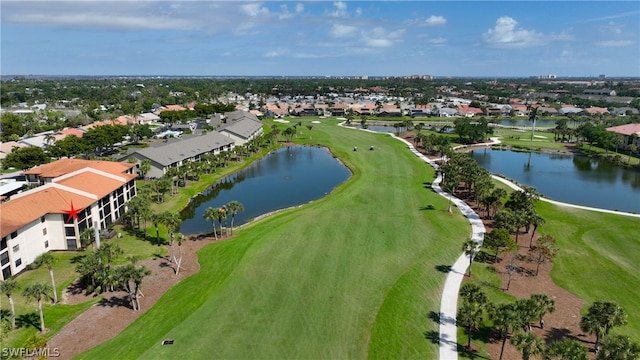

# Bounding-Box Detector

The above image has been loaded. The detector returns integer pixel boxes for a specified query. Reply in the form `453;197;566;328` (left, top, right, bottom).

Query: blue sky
1;1;638;77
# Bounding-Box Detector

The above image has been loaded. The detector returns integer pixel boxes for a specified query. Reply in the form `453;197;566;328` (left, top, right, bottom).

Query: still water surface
469;148;640;213
179;146;351;234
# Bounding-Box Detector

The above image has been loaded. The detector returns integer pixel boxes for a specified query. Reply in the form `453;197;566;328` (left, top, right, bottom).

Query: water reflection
469;149;640;213
179;146;351;235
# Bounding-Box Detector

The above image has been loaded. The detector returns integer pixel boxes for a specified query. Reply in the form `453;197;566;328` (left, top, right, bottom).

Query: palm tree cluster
413;132;452;156
456;284;561;360
203;200;245;240
438;151;508;217
457;287;638;360
74;242;151;310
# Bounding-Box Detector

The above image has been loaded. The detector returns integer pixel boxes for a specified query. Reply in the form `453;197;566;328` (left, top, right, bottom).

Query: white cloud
10;13;198;31
330;24;357;38
279;3;305;20
483;17;545;48
599;21;624;35
595;40;635;47
241;3;270;17
361;27;405;48
330;1;348;17
429;37;447;45
265;48;290;57
425;15;447;26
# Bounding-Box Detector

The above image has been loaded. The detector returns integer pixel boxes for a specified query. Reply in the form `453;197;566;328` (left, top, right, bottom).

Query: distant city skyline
1;1;638;77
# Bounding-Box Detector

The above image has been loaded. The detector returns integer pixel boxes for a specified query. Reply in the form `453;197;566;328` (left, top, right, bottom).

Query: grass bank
79;118;471;359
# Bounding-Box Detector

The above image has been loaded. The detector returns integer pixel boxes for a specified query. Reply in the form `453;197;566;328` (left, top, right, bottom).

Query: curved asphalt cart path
339;123;487;360
339;124;639;359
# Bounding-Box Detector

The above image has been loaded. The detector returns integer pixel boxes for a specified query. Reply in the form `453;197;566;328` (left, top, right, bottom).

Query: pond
495;119;578;128
179;146;351;235
468;148;640;213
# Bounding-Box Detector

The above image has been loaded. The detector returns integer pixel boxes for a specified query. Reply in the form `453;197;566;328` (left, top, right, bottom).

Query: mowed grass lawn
79;119;471;359
538;201;640;339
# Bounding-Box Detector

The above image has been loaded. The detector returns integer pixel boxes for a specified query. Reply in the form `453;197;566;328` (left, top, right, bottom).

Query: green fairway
537;201;640;339
78;119;470;359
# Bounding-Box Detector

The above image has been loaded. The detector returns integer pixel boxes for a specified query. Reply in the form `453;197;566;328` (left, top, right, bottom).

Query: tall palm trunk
37;300;45;332
8;296;16;329
48;267;58;303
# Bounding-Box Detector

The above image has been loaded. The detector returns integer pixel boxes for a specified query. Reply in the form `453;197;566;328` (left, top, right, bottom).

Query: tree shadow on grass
16;312;40;330
435;264;451;273
473;251;495;264
423;330;439;344
428;310;441;324
457;343;491;360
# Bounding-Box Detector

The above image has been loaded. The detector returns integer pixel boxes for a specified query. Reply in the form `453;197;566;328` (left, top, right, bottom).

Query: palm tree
597;334;640;360
531;234;557;276
44;133;56;148
98;242;123;268
139;159;151;179
462;239;478;277
138;196;153;239
0;278;18;329
580;301;628;353
457;283;488;349
511;331;545;360
529;213;546;248
131;265;151;311
203;206;219;240
306;124;313;139
530;293;555;329
457;301;482;349
489;302;520;360
527;103;538;143
35;252;58;304
22;282;53;333
225;201;244;235
161;211;182;246
217;206;228;236
545;339;588;360
174;233;185;276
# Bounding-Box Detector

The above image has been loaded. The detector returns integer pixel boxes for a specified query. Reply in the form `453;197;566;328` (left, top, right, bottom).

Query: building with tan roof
1;159;137;280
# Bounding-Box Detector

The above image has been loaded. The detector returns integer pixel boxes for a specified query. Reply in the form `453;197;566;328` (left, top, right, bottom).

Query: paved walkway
339;125;639;359
491;175;640;218
341;123;489;359
391;137;487;360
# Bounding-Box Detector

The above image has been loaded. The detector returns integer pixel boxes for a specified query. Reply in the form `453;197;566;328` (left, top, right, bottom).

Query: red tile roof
606;123;640;136
24;159;135;179
1;184;96;238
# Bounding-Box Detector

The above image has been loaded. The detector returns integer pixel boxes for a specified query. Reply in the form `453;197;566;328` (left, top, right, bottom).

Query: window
44;240;49;248
41;216;45;223
0;252;9;266
2;266;11;280
43;228;47;236
0;238;6;251
12;244;19;253
15;258;22;267
65;227;76;237
10;231;17;239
